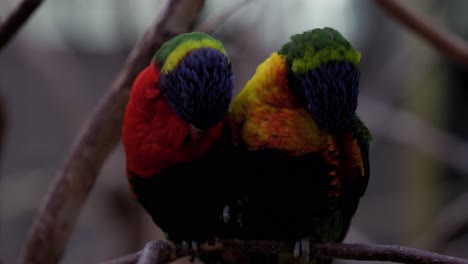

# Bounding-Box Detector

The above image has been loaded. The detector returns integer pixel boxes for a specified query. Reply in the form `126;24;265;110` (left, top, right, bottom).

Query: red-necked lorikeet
122;32;235;250
228;27;371;263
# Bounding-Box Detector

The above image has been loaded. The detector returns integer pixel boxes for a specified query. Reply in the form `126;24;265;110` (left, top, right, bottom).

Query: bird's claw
222;205;230;223
191;241;199;252
236;198;246;228
293;240;301;258
236;212;243;228
301;238;310;262
179;240;199;263
293;238;311;262
221;196;248;227
181;240;189;250
221;203;243;228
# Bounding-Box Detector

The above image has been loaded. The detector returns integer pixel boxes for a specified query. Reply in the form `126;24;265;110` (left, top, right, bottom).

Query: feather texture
228;27;371;264
122;32;235;247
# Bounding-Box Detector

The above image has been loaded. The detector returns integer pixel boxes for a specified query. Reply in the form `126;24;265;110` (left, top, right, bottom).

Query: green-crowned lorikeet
228;27;371;263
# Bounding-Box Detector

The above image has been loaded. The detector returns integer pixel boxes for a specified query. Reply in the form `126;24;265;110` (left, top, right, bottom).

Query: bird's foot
235;198;245;228
222;204;242;227
221;195;248;228
293;238;311;262
179;240;200;263
222;204;231;223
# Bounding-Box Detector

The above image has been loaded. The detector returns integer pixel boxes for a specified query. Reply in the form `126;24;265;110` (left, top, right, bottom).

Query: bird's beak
189;124;204;140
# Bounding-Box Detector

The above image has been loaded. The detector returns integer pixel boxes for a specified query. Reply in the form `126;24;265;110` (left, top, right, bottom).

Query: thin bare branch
359;95;468;176
17;1;205;263
373;0;468;66
0;0;43;52
194;0;253;33
101;240;468;264
309;243;468;264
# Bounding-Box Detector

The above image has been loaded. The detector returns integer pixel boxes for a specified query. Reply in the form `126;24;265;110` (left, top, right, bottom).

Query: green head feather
153;32;228;73
278;27;361;74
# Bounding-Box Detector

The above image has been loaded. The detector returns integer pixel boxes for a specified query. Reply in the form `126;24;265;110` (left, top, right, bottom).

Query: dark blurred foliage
1;0;468;263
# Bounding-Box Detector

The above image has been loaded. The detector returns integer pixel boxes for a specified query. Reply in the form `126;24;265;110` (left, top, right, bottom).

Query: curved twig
16;1;205;263
373;0;468;66
100;240;468;264
0;0;43;51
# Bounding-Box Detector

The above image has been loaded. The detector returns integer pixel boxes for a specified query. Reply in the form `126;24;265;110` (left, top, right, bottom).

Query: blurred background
1;0;468;263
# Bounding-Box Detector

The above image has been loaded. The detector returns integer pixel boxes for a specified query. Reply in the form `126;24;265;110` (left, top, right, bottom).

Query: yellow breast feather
230;52;327;155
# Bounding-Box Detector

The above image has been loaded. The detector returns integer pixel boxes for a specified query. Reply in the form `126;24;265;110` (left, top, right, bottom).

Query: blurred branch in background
194;0;252;33
360;95;468;176
17;0;205;263
0;0;43;51
0;88;7;162
101;240;468;264
361;95;468;251
0;85;6;264
373;0;468;66
413;191;468;253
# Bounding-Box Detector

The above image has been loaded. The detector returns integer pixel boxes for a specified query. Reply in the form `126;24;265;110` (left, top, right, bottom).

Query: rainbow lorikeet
122;32;235;249
228;27;371;263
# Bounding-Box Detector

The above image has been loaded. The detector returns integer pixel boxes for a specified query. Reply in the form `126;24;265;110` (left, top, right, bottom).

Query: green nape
152;32;216;66
353;114;372;144
278;27;361;74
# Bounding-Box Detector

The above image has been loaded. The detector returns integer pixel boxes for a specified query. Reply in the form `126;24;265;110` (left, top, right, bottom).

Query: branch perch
101;240;468;264
0;0;43;52
373;0;468;66
136;241;175;264
17;0;205;263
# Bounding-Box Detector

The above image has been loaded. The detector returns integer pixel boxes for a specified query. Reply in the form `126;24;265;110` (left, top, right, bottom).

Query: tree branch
100;240;468;264
136;241;175;264
101;252;140;264
309;243;467;264
373;0;468;66
16;1;205;263
0;0;43;52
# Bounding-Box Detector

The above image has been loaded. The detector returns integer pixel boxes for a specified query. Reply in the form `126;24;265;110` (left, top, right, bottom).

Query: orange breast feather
231;52;328;156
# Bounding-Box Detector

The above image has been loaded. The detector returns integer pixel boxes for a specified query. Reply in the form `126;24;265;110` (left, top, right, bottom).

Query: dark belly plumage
129;132;237;243
231;149;341;242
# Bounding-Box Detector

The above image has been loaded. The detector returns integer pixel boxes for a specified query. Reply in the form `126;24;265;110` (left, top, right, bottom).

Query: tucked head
153;32;234;130
278;27;361;132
